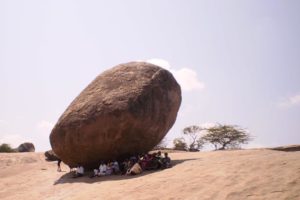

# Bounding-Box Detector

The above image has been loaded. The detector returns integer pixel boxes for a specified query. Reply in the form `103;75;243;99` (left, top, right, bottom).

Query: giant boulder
50;62;181;168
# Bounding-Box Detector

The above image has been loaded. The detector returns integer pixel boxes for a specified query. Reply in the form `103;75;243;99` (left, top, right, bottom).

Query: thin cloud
278;94;300;108
146;58;205;92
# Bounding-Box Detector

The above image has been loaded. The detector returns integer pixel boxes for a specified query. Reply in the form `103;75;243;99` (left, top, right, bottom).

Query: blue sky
1;0;300;151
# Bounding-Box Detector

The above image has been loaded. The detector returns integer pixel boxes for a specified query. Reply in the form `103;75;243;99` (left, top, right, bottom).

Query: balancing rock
50;62;181;168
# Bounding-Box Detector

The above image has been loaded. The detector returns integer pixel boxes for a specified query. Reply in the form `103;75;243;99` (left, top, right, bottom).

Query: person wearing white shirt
73;164;84;178
99;162;107;176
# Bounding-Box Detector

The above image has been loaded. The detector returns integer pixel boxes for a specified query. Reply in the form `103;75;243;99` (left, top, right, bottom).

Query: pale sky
1;0;300;151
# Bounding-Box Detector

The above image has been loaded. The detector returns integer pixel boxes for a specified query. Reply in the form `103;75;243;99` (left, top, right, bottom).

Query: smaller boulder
44;150;59;161
17;143;35;152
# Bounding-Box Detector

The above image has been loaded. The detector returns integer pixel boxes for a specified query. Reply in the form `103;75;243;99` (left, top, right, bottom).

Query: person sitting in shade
140;154;151;170
92;165;100;178
155;151;164;169
90;161;107;178
73;163;84;178
126;161;142;175
57;159;62;172
98;161;107;176
121;159;130;175
130;155;137;164
106;161;113;175
162;152;171;168
112;160;120;174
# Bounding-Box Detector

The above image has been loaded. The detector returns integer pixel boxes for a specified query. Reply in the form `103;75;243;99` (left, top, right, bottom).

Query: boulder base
50;62;181;169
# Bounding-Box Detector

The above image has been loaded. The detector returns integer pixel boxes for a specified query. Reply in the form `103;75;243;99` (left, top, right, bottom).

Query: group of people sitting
91;160;120;177
72;151;171;178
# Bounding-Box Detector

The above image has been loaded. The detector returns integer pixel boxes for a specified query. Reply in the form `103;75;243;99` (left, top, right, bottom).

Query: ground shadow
53;158;200;185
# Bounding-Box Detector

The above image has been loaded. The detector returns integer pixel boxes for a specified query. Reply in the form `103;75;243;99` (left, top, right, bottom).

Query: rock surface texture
17;143;35;152
50;62;181;168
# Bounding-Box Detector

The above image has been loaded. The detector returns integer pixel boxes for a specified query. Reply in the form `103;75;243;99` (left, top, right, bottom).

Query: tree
0;143;15;153
200;124;251;150
173;137;187;151
183;125;204;151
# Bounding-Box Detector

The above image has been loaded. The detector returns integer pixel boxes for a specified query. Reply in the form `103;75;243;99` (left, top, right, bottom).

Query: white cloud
146;58;205;92
36;120;54;133
0;134;30;148
278;94;300;108
146;58;171;70
172;68;205;91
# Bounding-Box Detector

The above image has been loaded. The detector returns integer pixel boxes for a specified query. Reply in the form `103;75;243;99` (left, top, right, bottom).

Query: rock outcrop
50;62;181;168
44;150;59;161
269;145;300;152
17;142;35;152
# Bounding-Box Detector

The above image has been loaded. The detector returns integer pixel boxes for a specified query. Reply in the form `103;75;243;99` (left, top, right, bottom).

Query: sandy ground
0;149;299;200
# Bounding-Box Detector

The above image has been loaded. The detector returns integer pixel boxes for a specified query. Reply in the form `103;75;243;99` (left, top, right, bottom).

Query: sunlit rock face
50;62;181;169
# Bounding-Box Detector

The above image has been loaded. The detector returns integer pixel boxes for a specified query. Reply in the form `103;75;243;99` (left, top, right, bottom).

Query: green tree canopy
201;124;251;150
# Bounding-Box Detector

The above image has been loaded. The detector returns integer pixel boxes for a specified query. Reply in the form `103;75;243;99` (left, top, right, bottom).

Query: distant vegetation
173;137;188;151
173;124;252;151
0;143;15;153
183;125;205;151
201;124;251;150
